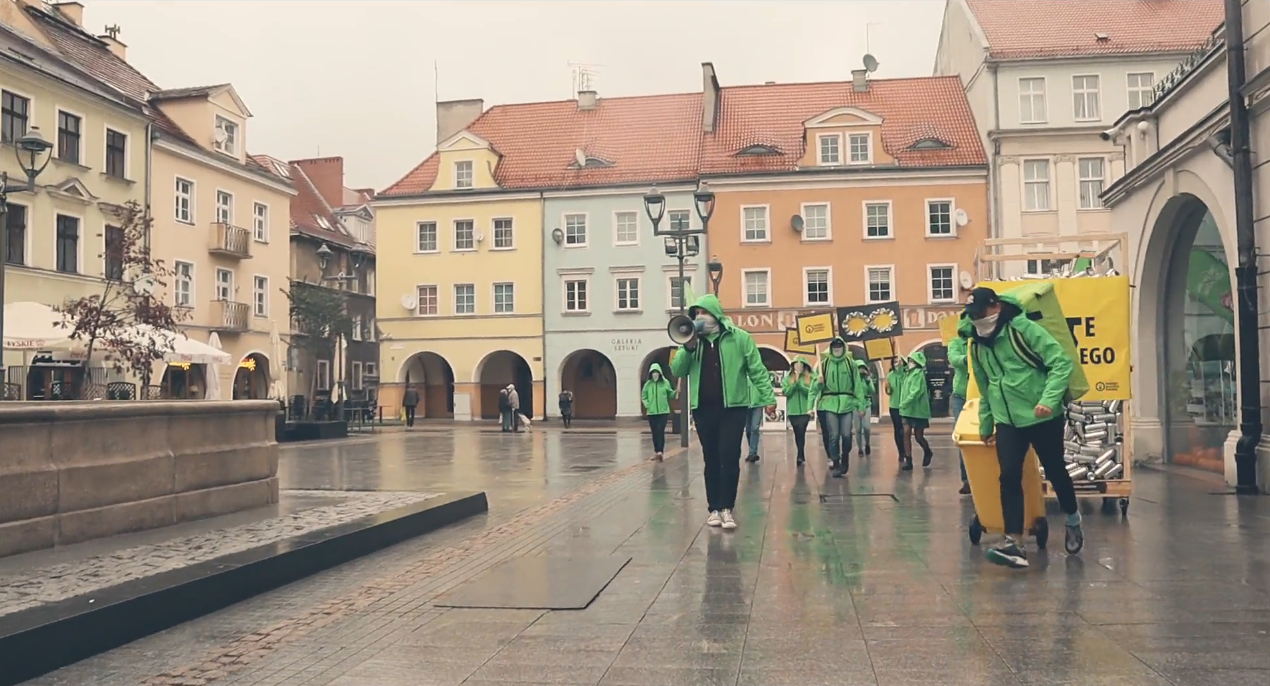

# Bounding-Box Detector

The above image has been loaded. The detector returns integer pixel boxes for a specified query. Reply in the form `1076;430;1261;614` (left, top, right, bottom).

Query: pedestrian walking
855;359;874;458
884;357;906;459
506;384;521;432
558;389;575;428
816;337;867;478
898;352;934;471
782;357;817;466
498;386;512;431
641;363;675;461
743;378;766;463
670;294;775;530
961;287;1083;569
948;334;971;495
402;384;420;427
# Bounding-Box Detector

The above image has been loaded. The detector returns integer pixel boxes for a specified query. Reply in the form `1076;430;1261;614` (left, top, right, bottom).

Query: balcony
209;222;252;260
211;300;249;333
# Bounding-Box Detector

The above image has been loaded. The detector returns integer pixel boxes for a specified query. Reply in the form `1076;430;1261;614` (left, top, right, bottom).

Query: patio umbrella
331;334;347;404
204;332;223;400
268;320;286;400
2;302;74;350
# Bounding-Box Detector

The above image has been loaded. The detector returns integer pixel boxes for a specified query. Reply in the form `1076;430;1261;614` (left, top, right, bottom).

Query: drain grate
819;493;898;503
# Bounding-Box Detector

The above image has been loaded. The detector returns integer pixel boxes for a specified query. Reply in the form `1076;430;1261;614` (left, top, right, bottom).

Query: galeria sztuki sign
836;301;904;343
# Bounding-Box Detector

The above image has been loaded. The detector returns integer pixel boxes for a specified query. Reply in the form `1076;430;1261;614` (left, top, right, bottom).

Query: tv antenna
104;24;121;39
863;22;881;73
568;62;603;95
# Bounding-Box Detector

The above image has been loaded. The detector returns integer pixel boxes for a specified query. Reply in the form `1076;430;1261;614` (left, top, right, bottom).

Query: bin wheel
1118;498;1129;516
1034;518;1049;549
968;516;983;546
1101;498;1118;515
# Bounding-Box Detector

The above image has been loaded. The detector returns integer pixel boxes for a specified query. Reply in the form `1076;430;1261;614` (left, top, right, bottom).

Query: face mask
831;348;845;358
908;360;918;369
973;312;1000;337
651;372;660;381
695;314;719;335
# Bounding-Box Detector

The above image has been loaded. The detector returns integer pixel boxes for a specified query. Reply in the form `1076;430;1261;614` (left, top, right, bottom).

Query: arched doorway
915;341;951;418
233;353;270;400
401;352;455;418
559;349;617;419
758;347;790;397
476;350;533;419
160;363;207;399
638;347;679;417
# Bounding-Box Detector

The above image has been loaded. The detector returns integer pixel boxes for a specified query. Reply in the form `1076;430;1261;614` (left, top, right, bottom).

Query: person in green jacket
641;363;676;461
815;337;867;478
884;357;907;459
670;294;776;530
743;377;768;463
947;335;971;494
782;356;818;465
962;287;1082;569
854;358;875;458
897;351;933;471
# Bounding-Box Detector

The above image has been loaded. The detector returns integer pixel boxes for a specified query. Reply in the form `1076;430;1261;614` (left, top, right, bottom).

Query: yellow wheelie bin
954;397;1049;549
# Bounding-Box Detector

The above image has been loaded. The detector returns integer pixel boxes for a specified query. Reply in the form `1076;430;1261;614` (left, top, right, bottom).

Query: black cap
964;287;1000;319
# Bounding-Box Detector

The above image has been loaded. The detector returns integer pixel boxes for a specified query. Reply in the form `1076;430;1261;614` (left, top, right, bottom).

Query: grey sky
87;0;946;190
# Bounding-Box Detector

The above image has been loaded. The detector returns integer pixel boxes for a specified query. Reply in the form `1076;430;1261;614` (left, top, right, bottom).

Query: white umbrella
204;332;223;400
2;302;73;350
268;320;285;400
331;334;347;404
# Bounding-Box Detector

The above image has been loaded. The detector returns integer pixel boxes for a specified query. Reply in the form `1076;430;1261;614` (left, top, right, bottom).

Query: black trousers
404;405;417;427
997;417;1079;535
561;412;572;428
790;415;811;458
649;414;668;453
889;408;905;454
692;405;748;512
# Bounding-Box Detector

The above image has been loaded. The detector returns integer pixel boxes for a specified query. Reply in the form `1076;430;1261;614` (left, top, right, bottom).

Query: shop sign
728;306;961;335
903;306;962;331
611;337;643;352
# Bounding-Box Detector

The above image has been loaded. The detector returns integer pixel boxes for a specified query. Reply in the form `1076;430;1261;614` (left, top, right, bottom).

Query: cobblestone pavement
22;426;1270;686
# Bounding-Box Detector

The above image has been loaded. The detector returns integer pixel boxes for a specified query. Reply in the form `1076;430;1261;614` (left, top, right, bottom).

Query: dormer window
272;160;290;177
737;144;779;156
569;156;613;169
910;138;950;150
214;116;238;155
848;133;871;164
817;134;841;165
315;215;332;230
454;160;473;189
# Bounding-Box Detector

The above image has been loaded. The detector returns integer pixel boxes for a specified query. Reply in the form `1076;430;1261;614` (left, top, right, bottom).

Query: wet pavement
22;424;1270;686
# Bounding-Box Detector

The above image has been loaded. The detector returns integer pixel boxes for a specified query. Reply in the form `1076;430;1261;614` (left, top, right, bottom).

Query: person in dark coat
402;385;420;427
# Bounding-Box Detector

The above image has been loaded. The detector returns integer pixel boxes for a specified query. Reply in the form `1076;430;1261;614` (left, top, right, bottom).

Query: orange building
698;67;989;416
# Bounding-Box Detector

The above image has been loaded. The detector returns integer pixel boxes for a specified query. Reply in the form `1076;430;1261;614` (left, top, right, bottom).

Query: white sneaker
720;510;737;530
706;511;723;527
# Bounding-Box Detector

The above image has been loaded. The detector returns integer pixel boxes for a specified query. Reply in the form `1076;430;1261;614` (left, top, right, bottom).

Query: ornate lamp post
707;256;724;295
0;127;54;399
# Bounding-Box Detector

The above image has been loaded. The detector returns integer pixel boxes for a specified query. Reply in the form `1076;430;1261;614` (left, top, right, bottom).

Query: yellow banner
864;338;895;360
796;312;835;345
939;313;960;344
784;328;816;355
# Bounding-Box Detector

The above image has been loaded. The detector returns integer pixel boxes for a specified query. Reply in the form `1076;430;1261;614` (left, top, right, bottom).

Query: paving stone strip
0;491;439;619
141;447;687;686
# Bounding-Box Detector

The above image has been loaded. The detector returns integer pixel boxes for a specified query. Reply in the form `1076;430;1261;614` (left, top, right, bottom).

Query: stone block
0;515;55;558
174;478;277;522
58;453;174;512
57;495;176;546
0;467;57;524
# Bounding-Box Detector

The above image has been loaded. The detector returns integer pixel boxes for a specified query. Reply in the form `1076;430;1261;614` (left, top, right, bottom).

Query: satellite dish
400;293;417;311
574;148;587;167
863;54;879;73
959;271;975;290
790;215;805;232
474;232;485;243
213;129;228;144
954;208;969;226
133;274;156;296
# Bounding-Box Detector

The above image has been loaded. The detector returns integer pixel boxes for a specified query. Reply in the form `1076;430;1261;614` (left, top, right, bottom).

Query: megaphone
667;313;700;345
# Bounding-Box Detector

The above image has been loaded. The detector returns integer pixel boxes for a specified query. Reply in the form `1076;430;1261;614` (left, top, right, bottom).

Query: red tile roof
965;0;1224;60
252;154;356;247
700;76;986;175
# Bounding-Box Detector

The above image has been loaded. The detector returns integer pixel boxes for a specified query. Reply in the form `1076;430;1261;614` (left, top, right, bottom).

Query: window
1023;159;1051;211
351;361;363;391
866;266;893;303
929;265;955;303
926;200;953;236
864;202;891;239
564;213;587;246
564;278;589;312
1127;72;1155;110
743;270;770;307
56;111;81;164
215;268;233;301
365;362;378;378
175;177;194;223
174;261;193;308
818;134;840;165
802;204;829;240
105;129;127;178
848;133;871;163
616;277;640;311
315;215;331;230
253;275;268;316
4;203;26;265
252;203;269;242
352;315;363;341
55;214;79;274
216;190;233;224
805;268;830;306
316;359;330;391
669;275;693;310
1072;75;1101;121
454;161;473;189
453;219;475;251
614;211;638;245
416;221;438;252
742;206;768;242
1078;157;1106;209
1027;258;1069;275
494;283;514;313
1;90;29;144
415;285;438;315
104;225;123;280
214;116;237;155
454;283;475;314
1018;78;1047;123
668;210;691;232
492;218;514;249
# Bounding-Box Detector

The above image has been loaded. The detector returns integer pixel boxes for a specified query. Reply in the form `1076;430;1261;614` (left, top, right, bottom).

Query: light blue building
543;185;709;419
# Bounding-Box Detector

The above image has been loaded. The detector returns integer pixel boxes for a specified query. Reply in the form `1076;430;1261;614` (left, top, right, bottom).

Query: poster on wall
837;301;904;342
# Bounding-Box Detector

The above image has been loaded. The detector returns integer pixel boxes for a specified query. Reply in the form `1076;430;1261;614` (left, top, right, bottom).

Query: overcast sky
85;0;946;190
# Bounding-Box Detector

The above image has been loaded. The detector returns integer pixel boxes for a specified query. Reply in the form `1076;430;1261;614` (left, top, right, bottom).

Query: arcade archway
476;350;533;419
160;363;207;399
638;347;679;417
232;353;270;400
401;351;455;418
559;349;617;419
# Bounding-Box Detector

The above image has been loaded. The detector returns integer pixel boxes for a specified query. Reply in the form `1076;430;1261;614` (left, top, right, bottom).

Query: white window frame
817;133;841;165
454;160;474;189
1126;72;1155;110
799;202;831;241
667;209;692;234
214;115;238;155
493;282;515;314
174;260;194;308
452;218;476;252
415;284;439;316
55;107;84;165
365;362;378;377
351;361;363;390
316;359;330;391
927;263;957;304
214;267;233;302
613;210;639;246
563;212;588;247
416;221;439;253
1018;77;1047;124
614;274;641;312
864;264;895;304
253;275;268;317
862;200;892;240
563;276;590;313
1077;157;1106;210
847;132;872;164
667;274;693;311
1022;158;1052;212
1071;74;1102;122
741;268;772;308
803;267;833;307
351;315;363;342
491;217;515;250
925;198;956;237
453;283;476;315
252;202;269;242
215;189;234;225
174;177;194;224
740;205;770;243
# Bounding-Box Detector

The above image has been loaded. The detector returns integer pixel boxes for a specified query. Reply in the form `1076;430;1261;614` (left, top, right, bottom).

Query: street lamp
315;243;334;272
708;255;724;295
0;126;54;400
646;182;714;448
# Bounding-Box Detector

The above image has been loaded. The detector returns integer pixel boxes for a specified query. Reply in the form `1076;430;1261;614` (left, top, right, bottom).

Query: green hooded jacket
959;292;1073;436
897;351;932;420
641;363;675;416
669;294;777;410
747;376;771;408
947;337;969;399
782;356;818;416
814;338;867;414
855;358;876;412
885;358;906;406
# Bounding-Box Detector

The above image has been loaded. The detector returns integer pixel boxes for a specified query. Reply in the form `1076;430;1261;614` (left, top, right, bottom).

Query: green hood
647;362;665;377
897;351;932;419
641;362;675;415
956;292;1025;338
822;337;848;360
782;355;818;416
686;294;731;329
909;351;927;368
854;358;867;368
792;355;812;370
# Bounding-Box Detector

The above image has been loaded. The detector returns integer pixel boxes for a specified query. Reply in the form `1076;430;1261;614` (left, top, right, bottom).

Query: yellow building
375;101;544;420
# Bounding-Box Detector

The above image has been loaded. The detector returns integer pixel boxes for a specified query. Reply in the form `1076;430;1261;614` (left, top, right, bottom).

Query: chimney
294;157;345;208
435;98;484;146
701;62;721;133
577;90;598;111
98;29;126;60
52;1;83;27
852;69;869;92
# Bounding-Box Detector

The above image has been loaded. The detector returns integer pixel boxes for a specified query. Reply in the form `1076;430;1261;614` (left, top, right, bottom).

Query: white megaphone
667;313;700;345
